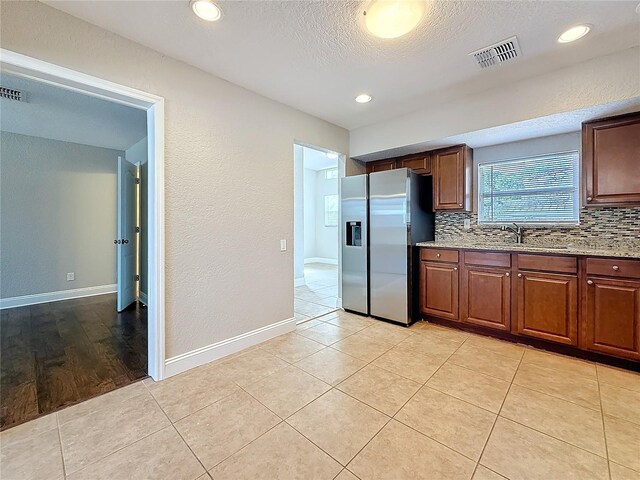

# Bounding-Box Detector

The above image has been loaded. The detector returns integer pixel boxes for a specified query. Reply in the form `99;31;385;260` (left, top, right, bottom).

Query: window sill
477;222;580;228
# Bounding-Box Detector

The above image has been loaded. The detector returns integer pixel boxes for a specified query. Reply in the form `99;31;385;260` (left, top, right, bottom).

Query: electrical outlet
67;272;75;281
280;239;287;252
463;219;471;229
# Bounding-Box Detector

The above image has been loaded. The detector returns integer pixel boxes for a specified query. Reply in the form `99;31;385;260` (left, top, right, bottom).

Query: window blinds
478;151;579;224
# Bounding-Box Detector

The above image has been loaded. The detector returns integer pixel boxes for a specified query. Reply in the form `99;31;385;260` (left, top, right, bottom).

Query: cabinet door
515;271;578;345
366;160;396;174
583;113;640;206
461;266;511;331
420;261;459;321
582;277;640;360
433;146;471;211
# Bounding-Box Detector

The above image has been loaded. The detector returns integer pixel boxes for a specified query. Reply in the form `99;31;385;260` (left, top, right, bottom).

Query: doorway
0;50;165;429
293;143;345;322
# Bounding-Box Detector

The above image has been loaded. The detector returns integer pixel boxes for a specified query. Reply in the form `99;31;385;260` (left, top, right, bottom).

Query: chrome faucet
501;223;524;244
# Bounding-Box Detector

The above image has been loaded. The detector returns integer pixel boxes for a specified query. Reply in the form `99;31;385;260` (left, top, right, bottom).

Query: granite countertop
416;241;640;259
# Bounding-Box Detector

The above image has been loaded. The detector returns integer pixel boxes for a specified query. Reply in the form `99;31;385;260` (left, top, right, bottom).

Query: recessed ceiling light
363;0;426;39
558;24;591;43
327;152;339;159
190;0;223;22
355;94;373;103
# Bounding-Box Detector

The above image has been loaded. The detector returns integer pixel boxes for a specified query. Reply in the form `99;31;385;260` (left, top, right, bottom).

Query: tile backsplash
435;207;640;250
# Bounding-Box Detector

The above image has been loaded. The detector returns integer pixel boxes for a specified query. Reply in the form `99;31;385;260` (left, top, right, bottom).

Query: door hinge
135;177;141;184
135;274;140;281
135;226;140;233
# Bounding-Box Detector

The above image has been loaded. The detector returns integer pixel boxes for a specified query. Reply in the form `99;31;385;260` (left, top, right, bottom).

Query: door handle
114;239;121;244
122;239;129;244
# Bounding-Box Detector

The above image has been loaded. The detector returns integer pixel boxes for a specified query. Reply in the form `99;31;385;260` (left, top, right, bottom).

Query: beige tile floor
294;263;339;322
2;309;640;480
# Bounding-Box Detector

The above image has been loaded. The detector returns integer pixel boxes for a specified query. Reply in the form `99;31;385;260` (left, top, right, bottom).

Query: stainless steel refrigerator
340;168;434;325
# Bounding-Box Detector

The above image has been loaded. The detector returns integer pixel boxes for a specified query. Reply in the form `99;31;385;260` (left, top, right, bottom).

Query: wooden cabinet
581;276;640;361
461;252;511;331
398;154;431;175
582;112;640;206
366;159;395;173
420;261;459;321
433;145;472;211
515;271;578;346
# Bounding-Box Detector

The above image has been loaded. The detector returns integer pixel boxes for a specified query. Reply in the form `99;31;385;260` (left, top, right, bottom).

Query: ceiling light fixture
326;152;339;159
363;0;425;39
558;24;591;43
355;94;372;103
190;0;223;22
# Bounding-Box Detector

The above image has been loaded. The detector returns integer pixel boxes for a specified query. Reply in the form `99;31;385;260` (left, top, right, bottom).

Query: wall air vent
469;36;522;69
0;86;24;101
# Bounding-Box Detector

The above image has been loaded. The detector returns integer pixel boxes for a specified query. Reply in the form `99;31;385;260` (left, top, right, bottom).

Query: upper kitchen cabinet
582;112;640;206
366;159;396;173
433;145;473;211
397;153;432;175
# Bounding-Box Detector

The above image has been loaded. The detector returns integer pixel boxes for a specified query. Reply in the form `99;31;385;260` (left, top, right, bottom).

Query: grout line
596;365;614;480
171;423;209;476
471;340;525;478
55;413;68;479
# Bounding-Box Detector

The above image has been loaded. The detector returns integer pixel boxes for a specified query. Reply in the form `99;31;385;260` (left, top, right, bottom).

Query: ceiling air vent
469;36;522;69
0;86;24;101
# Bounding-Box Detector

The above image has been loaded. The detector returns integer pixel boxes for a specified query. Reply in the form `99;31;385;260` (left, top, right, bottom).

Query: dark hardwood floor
1;293;147;430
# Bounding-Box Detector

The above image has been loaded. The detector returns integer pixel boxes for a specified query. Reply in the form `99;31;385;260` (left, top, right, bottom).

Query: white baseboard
0;284;117;309
304;257;338;265
139;291;148;306
163;316;296;379
294;277;306;287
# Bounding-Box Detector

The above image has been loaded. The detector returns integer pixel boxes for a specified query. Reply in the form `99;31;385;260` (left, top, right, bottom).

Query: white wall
303;168;316;259
0;131;120;298
125;136;148;297
293;144;304;283
350;47;640;157
313;169;339;261
301;167;338;262
1;1;350;359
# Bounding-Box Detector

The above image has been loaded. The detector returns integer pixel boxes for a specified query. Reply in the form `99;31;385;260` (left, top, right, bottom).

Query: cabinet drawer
586;258;640;279
421;248;459;263
464;251;511;268
517;254;577;274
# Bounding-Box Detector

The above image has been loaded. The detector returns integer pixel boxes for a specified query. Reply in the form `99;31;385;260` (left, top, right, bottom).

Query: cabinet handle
453;267;458;271
458;203;463;207
517;273;522;278
587;280;594;285
612;265;619;271
505;272;510;277
436;253;441;257
586;196;593;201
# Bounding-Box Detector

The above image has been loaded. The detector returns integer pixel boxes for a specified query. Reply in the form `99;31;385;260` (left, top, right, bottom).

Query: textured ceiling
0;73;147;150
46;1;640;129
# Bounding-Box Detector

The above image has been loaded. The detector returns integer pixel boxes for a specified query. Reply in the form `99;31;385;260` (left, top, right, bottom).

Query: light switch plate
67;272;75;281
280;239;287;252
463;219;471;229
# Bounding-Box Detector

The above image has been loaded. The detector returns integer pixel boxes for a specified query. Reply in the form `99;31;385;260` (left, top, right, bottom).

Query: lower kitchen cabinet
461;266;511;331
582;276;640;360
420;261;459;321
515;271;578;346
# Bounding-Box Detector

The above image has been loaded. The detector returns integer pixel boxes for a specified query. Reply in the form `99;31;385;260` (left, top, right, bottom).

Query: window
325;168;338;180
478;151;579;225
324;194;338;226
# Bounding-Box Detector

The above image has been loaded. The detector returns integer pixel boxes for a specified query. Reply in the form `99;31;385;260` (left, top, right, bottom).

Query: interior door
117;156;138;312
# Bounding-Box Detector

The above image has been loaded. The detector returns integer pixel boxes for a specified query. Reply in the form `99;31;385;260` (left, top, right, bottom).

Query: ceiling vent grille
469;36;522;69
0;86;24;101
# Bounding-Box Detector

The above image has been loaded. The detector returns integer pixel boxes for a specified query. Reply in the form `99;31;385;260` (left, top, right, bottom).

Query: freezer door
340;175;368;315
369;168;410;324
